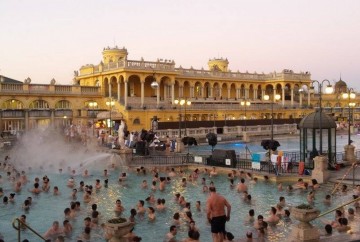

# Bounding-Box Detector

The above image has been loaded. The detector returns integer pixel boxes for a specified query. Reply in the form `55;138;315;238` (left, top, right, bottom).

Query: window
29;100;50;109
133;118;140;125
55;100;72;109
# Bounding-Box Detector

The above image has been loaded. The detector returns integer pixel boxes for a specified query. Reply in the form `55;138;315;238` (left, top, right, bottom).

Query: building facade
0;47;359;135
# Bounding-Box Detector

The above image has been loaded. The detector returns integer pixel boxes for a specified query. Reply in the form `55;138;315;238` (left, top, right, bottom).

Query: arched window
133;118;140;125
55;100;72;109
29;100;50;109
2;99;24;109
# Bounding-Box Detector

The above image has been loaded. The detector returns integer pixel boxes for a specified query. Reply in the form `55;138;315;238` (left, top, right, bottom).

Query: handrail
331;163;357;195
317;196;360;218
12;218;46;241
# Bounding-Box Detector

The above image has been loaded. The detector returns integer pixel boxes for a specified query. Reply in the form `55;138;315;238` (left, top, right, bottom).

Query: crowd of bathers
1;153;360;242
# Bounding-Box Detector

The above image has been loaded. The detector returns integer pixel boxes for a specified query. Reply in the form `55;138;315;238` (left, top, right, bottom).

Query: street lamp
106;99;115;135
240;100;251;159
342;88;356;145
310;80;333;154
89;101;98;136
174;98;191;138
263;94;281;142
240;100;251;129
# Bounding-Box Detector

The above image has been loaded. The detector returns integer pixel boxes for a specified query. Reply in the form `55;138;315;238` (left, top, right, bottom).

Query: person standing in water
207;187;231;242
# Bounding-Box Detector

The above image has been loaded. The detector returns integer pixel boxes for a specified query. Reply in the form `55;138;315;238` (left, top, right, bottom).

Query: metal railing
130;153;194;166
12;218;46;242
125;147;358;175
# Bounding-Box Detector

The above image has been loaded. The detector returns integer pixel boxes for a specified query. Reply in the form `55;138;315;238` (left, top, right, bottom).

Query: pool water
189;134;360;158
0;156;359;241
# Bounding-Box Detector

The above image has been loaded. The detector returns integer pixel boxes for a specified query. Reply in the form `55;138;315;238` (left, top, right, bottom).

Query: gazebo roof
299;111;336;129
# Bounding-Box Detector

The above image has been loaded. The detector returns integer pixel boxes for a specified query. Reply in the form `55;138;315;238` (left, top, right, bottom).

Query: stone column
311;155;330;183
25;110;29;131
254;89;257;100
50;109;55;127
344;144;356;165
307;91;311;106
290;206;320;242
227;88;231;99
156;84;160;107
190;86;194;98
273;89;277;102
171;83;175;104
117;81;121;101
282;88;285;106
245;89;249;99
109;81;112;98
299;92;303;107
291;88;294;107
262;90;265;99
140;81;145;108
124;81;128;107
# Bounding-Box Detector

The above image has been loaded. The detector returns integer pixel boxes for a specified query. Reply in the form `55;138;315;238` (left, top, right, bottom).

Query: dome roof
334;78;347;93
299;111;336;129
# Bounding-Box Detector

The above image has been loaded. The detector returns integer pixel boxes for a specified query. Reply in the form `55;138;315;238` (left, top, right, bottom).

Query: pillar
117;81;121;101
51;109;55;127
109;81;112;98
25;110;29;131
262;90;265;99
245;89;249;99
273;89;277;102
291;88;294;106
171;84;175;104
311;155;330;183
282;88;285;106
227;88;231;99
307;91;311;106
124;81;128;107
344;144;356;165
156;84;160;107
140;81;145;108
253;89;257;100
299;92;303;107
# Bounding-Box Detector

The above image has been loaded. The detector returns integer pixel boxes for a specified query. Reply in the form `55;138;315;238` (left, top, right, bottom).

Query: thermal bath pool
188;133;360;155
0;153;359;242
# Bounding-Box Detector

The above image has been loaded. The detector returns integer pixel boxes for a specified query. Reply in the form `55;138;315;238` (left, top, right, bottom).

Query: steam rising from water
8;128;112;173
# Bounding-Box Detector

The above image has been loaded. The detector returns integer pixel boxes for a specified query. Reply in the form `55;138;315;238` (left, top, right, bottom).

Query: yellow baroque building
0;46;358;135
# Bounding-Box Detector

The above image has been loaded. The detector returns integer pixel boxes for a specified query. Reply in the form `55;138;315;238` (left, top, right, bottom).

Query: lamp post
263;93;281;143
89;102;98;136
310;80;333;155
240;100;251;159
342;88;356;145
240;100;251;131
106;99;115;135
174;98;191;138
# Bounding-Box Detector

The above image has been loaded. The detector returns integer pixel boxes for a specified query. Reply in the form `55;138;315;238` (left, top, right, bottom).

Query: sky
0;0;359;89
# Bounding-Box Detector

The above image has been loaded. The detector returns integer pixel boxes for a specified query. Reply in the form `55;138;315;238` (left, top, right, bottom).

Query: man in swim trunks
207;187;231;242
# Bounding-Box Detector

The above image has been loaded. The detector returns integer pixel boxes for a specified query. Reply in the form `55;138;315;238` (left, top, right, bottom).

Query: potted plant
105;217;135;242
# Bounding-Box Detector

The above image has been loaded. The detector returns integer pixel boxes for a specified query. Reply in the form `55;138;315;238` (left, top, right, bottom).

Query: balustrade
0;83;100;96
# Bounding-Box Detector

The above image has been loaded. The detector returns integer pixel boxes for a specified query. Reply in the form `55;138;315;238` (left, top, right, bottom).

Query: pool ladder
12;218;46;241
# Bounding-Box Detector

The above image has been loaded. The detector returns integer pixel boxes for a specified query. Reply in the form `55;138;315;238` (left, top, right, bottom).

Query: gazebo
299;110;337;168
